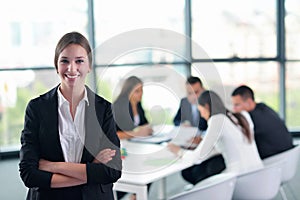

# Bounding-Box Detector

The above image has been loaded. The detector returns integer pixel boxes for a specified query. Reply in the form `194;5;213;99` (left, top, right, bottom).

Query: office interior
1;0;300;199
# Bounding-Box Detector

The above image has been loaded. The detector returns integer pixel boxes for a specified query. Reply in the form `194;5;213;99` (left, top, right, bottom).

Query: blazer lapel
81;88;102;163
40;86;65;161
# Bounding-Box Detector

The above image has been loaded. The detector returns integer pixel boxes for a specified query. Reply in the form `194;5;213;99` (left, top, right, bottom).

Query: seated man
173;76;225;185
231;85;294;159
173;76;207;131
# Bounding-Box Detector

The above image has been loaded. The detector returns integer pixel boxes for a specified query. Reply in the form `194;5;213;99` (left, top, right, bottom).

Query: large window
285;0;300;60
0;0;299;154
0;0;88;152
0;0;88;68
93;0;186;65
286;0;300;129
96;65;188;125
0;70;59;151
191;62;280;111
286;63;300;130
191;0;276;59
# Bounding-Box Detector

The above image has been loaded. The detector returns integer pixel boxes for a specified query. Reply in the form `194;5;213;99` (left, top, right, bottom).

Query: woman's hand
134;124;153;137
188;136;202;145
93;148;116;164
167;143;181;155
39;159;87;185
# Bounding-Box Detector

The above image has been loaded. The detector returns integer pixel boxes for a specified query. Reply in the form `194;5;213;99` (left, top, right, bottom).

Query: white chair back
168;173;236;200
263;145;300;183
232;163;282;200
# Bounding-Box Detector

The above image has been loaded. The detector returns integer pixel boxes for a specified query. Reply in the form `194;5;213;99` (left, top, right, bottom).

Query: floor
1;139;300;200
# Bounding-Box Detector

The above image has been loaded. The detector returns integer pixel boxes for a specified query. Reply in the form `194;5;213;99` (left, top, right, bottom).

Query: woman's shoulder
86;86;112;106
208;113;228;126
240;110;251;118
30;86;58;103
239;110;253;123
209;113;227;121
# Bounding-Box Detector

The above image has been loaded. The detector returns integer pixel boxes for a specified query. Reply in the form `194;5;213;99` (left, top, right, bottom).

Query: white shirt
133;115;140;126
183;111;263;174
57;87;89;163
191;104;199;126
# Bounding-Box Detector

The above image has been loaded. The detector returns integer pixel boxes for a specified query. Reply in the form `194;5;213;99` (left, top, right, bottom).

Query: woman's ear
204;103;210;111
204;103;211;117
198;104;210;120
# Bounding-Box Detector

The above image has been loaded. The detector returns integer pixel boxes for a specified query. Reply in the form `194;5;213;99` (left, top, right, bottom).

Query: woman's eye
76;59;84;64
60;59;69;64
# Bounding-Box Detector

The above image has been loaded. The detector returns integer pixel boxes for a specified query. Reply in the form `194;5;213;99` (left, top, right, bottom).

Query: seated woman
112;76;153;140
168;90;263;182
112;76;153;200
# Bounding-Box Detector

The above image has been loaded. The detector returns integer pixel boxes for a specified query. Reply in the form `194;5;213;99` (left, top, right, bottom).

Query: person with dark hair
231;85;293;159
172;77;225;185
112;76;153;140
173;76;207;130
168;90;263;183
19;31;122;200
112;76;152;200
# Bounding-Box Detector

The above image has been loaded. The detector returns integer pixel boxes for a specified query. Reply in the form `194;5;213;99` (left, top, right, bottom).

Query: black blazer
173;97;207;131
19;85;122;200
250;103;293;159
112;96;148;131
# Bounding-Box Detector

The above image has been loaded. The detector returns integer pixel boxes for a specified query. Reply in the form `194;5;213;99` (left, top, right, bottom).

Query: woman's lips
65;73;80;79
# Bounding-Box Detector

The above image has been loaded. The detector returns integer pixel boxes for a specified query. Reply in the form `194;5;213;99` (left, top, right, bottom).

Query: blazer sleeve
173;99;183;126
137;102;148;126
19;100;53;189
112;98;135;131
85;100;122;185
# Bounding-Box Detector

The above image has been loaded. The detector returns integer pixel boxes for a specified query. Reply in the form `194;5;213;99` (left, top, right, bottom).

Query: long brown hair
198;90;252;143
116;76;143;100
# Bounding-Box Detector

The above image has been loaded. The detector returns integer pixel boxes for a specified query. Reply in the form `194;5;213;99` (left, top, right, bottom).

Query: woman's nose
68;62;78;72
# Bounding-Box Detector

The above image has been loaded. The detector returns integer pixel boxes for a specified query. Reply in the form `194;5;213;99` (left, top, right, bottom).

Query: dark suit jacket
19;85;122;200
112;96;148;131
250;103;293;159
173;97;207;131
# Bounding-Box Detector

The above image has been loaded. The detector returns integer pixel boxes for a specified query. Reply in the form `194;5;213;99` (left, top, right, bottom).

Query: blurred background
0;0;300;157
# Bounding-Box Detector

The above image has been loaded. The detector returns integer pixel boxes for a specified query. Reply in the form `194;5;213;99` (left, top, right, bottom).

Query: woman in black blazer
19;32;122;200
112;76;153;200
112;76;153;140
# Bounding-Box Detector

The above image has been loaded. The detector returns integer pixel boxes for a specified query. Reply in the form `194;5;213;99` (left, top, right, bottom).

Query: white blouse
183;111;263;174
57;88;88;163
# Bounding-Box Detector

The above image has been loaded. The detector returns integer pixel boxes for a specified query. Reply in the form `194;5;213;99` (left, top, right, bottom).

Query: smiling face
57;44;91;91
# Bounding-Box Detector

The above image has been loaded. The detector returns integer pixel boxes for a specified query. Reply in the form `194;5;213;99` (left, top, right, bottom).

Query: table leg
157;177;167;200
113;182;148;200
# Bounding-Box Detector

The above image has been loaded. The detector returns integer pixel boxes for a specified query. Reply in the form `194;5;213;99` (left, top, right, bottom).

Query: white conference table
113;126;201;200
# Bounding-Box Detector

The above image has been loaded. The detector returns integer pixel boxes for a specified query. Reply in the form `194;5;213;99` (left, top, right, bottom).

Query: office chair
232;162;282;200
168;173;236;200
263;145;300;200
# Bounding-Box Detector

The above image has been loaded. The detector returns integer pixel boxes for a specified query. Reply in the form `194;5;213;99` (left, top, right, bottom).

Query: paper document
129;125;201;146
